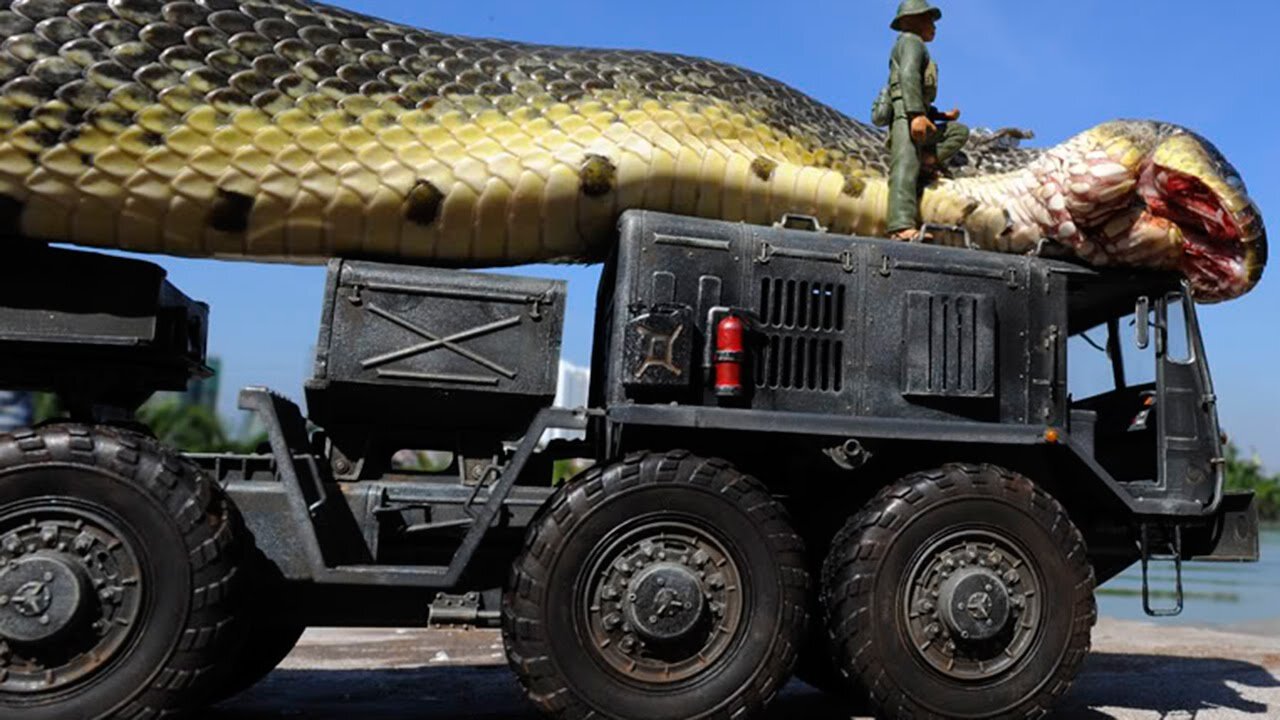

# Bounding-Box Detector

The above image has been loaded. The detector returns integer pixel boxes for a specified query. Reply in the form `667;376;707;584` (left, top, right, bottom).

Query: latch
773;213;828;233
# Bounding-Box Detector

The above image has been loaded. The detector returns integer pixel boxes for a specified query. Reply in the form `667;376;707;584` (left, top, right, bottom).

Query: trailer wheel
822;464;1096;720
504;451;808;720
0;425;245;720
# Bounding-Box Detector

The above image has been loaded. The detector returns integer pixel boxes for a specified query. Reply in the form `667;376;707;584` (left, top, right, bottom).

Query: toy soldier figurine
877;0;970;240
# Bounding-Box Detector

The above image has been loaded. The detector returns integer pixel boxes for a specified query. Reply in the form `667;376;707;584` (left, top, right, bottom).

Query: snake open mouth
1139;161;1267;303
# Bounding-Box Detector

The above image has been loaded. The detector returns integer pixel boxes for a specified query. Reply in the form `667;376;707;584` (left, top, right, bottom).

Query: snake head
1136;127;1267;302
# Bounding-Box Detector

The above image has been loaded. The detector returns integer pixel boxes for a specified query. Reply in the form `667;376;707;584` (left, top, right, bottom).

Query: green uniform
886;31;970;234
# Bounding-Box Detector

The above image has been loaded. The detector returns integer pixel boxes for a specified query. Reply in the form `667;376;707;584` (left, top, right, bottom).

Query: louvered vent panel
753;278;846;393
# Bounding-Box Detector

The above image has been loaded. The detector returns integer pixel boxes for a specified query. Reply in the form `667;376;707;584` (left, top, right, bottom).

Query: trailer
0;211;1260;720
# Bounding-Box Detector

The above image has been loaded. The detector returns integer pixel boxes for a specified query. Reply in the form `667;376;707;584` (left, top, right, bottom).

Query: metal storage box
306;259;565;432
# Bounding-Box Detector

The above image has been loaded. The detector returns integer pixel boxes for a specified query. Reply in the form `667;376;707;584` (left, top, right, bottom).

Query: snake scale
0;0;1266;300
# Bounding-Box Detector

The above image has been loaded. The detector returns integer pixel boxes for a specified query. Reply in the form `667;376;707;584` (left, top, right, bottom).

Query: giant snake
0;0;1266;301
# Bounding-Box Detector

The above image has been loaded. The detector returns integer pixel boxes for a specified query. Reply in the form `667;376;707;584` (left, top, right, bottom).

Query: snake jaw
945;123;1267;302
1135;131;1267;302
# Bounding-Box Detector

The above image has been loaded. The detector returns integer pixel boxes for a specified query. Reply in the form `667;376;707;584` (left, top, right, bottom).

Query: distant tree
1223;442;1280;522
137;397;266;454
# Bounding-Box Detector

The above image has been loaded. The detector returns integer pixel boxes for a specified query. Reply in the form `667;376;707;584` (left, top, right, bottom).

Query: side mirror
1135;296;1150;349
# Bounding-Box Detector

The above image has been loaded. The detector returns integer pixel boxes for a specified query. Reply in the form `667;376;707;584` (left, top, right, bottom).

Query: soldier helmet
890;0;943;31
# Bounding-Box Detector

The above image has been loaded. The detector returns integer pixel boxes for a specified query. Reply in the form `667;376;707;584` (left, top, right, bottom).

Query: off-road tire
503;450;809;720
0;424;245;719
207;548;306;703
821;464;1096;720
794;623;869;709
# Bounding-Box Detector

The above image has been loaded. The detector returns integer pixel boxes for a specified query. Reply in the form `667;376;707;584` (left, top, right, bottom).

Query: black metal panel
0;245;209;408
902;291;995;399
1155;289;1224;512
307;259;564;432
604;211;1064;427
1189;493;1259;562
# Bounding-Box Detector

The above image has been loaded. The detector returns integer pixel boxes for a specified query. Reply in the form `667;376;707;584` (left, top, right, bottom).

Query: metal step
1140;523;1184;617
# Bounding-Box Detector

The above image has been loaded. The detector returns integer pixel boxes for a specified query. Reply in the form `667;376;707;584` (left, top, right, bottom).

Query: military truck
0;211;1259;720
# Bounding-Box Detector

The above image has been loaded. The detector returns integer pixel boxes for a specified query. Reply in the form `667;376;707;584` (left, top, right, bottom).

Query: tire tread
820;463;1096;720
504;451;809;720
0;424;245;719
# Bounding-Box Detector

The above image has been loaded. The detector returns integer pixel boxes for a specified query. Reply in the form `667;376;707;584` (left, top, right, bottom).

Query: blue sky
145;1;1280;467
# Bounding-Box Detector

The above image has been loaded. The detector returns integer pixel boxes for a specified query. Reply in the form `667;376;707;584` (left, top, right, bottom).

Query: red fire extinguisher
715;314;746;398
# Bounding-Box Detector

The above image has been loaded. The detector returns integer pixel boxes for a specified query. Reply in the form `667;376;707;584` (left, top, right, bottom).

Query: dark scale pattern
0;0;1037;202
0;0;1262;304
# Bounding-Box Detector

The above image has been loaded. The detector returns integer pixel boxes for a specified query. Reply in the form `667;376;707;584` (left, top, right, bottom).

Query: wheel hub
583;520;743;684
938;567;1010;642
0;505;143;694
624;562;706;643
0;553;91;643
902;531;1043;681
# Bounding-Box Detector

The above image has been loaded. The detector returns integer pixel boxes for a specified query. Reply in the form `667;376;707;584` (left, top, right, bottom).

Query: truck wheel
794;628;868;707
0;425;244;719
207;549;305;703
209;618;304;703
821;464;1096;720
504;451;808;720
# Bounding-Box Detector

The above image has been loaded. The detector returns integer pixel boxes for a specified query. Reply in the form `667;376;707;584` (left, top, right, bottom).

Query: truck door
1154;287;1224;512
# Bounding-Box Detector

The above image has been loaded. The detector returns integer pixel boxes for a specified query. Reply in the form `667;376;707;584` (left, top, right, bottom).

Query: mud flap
1190;492;1261;562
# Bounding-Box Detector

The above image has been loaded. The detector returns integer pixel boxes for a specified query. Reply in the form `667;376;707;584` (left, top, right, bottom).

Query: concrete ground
206;618;1280;719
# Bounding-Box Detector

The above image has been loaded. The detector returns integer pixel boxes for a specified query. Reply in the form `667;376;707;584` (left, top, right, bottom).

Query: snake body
0;0;1266;300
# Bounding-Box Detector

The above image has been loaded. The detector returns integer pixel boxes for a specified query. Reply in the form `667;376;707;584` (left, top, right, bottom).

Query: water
1097;525;1280;632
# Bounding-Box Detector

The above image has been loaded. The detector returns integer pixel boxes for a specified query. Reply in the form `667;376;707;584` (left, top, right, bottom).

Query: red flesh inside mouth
1140;162;1250;301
